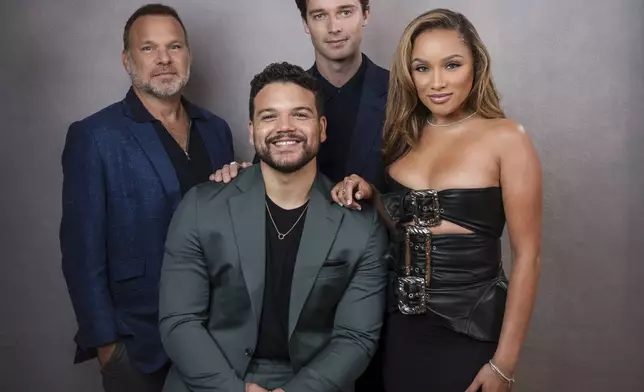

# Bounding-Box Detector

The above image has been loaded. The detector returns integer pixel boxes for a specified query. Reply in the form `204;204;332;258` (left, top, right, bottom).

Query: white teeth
275;140;297;146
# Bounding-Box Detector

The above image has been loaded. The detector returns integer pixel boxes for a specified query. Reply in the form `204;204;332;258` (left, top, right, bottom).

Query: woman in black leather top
332;9;542;392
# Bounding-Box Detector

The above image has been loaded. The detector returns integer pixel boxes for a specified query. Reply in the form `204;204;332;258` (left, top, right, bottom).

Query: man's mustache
266;132;306;144
151;67;178;76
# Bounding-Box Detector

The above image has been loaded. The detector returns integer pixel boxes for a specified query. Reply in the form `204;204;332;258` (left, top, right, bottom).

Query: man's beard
255;131;319;174
127;64;190;98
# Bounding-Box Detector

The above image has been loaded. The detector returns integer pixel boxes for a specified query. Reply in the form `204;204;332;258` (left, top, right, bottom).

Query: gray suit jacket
159;166;388;392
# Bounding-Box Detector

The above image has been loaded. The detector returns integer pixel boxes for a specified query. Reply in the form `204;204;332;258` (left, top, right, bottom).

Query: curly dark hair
294;0;370;20
249;62;324;120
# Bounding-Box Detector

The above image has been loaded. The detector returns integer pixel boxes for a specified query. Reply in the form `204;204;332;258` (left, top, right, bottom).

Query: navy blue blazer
60;92;234;373
311;55;389;191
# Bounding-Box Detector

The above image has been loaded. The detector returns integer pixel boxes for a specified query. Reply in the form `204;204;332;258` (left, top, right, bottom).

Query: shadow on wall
178;1;320;162
624;0;644;382
181;5;251;160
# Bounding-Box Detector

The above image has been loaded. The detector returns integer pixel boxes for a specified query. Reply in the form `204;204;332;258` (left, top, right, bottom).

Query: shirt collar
124;87;205;123
312;53;368;94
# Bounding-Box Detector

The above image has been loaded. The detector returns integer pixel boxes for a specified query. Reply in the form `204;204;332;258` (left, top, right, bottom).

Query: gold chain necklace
427;111;477;127
265;200;310;240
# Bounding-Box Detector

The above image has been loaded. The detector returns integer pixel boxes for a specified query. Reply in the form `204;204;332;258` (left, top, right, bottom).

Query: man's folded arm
283;211;388;392
159;188;245;392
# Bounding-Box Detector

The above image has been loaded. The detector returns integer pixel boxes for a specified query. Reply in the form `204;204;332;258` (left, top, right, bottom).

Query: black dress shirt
312;55;367;183
124;88;213;195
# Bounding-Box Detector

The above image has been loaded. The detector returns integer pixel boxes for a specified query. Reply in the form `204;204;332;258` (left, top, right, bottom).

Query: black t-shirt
254;196;309;360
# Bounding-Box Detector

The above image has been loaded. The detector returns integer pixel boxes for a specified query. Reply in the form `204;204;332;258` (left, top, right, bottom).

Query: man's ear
248;121;255;146
302;17;311;35
122;51;129;72
362;8;370;27
319;116;328;144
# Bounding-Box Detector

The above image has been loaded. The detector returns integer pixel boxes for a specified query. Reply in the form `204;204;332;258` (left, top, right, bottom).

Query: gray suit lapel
288;176;343;339
229;166;266;326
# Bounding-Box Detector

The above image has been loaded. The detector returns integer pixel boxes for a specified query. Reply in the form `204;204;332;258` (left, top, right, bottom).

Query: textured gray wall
0;0;642;391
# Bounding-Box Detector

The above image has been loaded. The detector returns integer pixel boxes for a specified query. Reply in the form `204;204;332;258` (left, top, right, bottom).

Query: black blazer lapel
344;57;388;178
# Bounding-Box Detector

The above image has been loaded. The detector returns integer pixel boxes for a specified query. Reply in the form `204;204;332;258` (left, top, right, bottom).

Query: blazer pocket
317;260;350;279
112;258;146;282
322;260;348;267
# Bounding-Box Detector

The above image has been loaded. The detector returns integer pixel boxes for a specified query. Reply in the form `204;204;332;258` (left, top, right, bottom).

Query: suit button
245;348;254;357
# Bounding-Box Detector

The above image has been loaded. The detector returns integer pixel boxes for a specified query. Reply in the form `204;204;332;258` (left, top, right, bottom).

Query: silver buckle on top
409;190;442;227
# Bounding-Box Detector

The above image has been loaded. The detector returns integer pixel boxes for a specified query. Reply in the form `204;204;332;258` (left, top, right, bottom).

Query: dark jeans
100;341;169;392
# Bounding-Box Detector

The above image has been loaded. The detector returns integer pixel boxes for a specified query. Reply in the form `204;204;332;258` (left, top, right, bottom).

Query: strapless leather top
381;175;509;342
381;175;505;237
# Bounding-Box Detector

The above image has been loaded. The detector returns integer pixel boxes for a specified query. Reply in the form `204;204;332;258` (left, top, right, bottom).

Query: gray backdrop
1;0;643;391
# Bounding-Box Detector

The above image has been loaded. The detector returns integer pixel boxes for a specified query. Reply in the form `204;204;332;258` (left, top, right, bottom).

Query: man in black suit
215;0;389;190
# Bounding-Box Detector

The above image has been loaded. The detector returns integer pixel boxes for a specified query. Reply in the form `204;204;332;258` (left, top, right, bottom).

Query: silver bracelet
488;360;515;385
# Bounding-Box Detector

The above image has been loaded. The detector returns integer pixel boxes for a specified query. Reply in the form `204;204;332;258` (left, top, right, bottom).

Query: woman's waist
387;266;508;342
387;233;502;286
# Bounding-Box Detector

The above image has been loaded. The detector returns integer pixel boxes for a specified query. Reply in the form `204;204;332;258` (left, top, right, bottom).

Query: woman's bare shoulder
480;118;532;146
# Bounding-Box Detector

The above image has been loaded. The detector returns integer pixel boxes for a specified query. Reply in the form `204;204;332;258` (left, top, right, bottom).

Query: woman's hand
465;362;512;392
330;174;373;210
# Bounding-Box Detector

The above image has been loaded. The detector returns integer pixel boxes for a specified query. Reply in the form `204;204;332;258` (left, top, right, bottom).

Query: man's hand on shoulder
210;161;253;184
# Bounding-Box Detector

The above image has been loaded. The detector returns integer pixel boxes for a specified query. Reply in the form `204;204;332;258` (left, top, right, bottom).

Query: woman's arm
492;120;543;376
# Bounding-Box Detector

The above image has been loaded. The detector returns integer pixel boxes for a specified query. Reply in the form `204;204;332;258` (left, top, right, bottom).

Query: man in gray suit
158;62;387;392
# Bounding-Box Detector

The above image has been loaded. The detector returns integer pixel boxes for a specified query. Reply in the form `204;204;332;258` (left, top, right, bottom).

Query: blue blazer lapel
127;122;182;209
344;57;388;178
195;118;223;171
184;98;234;172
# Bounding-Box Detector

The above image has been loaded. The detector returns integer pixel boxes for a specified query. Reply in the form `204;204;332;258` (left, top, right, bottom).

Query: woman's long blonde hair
383;8;505;166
